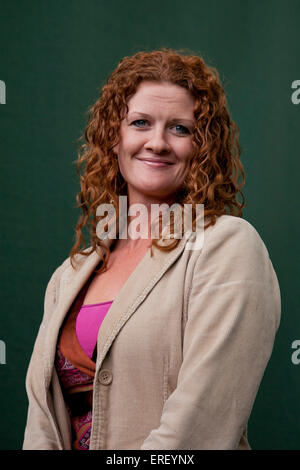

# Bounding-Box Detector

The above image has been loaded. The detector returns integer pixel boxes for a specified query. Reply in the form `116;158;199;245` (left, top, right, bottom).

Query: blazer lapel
43;249;104;388
95;231;189;370
43;202;197;386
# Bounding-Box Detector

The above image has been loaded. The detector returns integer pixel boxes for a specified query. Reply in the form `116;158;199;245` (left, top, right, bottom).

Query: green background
0;0;299;450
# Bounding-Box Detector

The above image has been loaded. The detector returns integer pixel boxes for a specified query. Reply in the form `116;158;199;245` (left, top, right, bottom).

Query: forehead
126;81;195;111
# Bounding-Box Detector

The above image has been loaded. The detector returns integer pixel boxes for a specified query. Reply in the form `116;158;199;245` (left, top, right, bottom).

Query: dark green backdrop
0;0;299;450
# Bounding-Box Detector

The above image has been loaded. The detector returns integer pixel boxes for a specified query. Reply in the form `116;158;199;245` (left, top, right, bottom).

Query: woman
23;48;281;450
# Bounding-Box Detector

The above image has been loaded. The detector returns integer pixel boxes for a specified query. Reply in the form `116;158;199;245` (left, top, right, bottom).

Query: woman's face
113;80;195;205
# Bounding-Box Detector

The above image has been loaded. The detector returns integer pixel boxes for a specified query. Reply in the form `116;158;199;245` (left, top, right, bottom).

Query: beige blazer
23;207;281;450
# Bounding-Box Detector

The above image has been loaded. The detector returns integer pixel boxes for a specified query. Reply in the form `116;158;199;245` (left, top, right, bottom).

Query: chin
132;186;177;201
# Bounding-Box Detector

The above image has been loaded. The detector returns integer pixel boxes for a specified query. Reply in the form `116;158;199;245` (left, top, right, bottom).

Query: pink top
75;300;113;359
55;296;114;450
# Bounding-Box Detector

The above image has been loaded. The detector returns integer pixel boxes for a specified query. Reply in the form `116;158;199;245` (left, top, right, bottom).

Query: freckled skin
113;80;195;207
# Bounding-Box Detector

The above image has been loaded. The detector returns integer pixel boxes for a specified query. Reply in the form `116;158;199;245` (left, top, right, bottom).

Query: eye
131;119;148;127
173;125;190;135
130;120;190;135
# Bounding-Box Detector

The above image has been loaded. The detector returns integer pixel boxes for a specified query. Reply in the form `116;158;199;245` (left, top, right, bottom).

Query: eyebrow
126;112;194;126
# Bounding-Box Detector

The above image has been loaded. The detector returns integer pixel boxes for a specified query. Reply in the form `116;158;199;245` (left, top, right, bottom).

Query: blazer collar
43;202;199;385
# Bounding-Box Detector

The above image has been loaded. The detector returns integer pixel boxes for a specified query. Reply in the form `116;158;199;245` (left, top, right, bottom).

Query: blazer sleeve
140;216;281;450
23;263;65;450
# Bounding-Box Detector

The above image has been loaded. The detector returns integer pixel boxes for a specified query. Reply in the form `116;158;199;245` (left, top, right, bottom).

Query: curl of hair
69;47;245;274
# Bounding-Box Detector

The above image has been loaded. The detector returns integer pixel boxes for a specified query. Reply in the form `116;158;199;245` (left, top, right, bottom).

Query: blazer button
98;369;113;385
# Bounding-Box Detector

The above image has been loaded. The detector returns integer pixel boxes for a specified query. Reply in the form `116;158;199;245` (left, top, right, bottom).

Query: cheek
173;142;193;181
117;138;141;180
176;141;194;165
121;130;144;156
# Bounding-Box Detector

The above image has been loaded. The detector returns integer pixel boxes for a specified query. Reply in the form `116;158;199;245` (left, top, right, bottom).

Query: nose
144;126;171;154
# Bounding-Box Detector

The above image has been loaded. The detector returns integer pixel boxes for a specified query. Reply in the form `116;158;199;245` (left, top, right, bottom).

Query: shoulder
190;214;278;286
207;214;265;241
189;215;280;318
203;214;270;259
46;247;96;299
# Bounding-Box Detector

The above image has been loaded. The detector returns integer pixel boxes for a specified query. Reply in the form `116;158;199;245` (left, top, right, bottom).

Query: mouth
136;157;173;168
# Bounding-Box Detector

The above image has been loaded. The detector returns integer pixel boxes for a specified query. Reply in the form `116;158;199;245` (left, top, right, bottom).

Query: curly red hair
69;47;245;273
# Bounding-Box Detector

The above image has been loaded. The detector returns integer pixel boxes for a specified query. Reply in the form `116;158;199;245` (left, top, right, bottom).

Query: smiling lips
136;157;173;168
